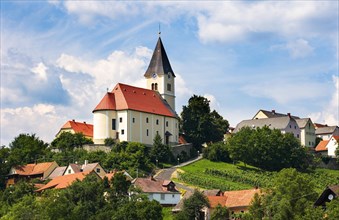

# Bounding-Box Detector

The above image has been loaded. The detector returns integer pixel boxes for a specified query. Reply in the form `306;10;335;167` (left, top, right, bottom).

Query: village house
6;162;58;187
315;125;339;141
133;177;181;205
63;160;106;178
56;120;93;140
36;171;101;192
251;109;316;147
205;188;261;219
235;116;301;139
315;136;339;157
314;185;339;208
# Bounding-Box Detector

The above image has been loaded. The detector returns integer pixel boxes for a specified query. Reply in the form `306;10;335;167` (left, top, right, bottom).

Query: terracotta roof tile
332;136;339;142
315;140;329;152
36;171;92;192
13;162;56;176
61;120;93;137
208;196;228;208
93;84;176;117
222;189;260;208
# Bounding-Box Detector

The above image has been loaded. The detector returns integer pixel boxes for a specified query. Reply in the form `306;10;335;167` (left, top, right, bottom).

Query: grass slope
178;159;339;192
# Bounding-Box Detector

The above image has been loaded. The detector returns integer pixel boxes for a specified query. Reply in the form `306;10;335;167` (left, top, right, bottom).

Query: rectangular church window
112;119;116;130
167;83;171;91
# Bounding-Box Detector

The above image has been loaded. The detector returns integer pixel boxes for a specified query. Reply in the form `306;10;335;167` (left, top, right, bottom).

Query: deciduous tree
181;95;229;149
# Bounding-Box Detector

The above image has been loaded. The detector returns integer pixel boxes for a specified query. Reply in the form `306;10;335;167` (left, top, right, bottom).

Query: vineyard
177;159;339;192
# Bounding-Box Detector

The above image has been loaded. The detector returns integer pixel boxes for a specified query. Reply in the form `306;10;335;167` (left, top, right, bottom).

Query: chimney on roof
84;160;88;166
272;110;275;114
287;113;291;118
83;121;86;124
72;119;75;122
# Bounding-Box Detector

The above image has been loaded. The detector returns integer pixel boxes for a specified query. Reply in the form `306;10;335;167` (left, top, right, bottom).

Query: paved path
154;155;203;192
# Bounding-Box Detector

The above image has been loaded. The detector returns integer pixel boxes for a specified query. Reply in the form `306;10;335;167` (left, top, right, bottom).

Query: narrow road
154;155;203;192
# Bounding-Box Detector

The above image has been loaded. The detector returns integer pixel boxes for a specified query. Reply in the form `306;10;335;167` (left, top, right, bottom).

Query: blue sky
1;1;338;146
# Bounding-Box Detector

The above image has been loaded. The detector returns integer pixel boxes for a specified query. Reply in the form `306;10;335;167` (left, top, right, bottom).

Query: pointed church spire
144;37;176;77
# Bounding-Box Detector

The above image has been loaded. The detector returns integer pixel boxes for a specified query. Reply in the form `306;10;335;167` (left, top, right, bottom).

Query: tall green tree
175;190;210;220
228;126;311;171
203;142;231;162
248;168;318;220
150;133;173;163
181;95;229;149
51;132;93;151
7;133;49;166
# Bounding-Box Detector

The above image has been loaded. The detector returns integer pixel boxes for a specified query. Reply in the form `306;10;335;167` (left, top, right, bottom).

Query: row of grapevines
177;172;249;191
204;168;275;188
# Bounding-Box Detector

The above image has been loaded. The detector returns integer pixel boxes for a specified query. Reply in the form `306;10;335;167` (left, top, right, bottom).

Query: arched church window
151;83;155;90
155;83;158;91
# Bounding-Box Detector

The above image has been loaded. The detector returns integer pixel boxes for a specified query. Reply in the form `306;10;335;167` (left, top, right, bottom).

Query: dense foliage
51;132;93;151
181;95;229;149
150;133;174;163
174;190;210;220
203;142;231;162
0;174;163;220
243;168;339;220
227;126;312;171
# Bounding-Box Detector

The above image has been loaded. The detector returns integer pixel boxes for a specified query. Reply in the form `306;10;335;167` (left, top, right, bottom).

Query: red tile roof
208;189;260;208
13;162;56;176
315;140;329;152
61;120;93;137
36;171;94;192
179;135;187;144
332;136;339;142
93;83;176;118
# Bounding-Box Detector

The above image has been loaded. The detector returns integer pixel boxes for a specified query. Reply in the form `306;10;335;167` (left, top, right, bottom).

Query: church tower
144;36;176;111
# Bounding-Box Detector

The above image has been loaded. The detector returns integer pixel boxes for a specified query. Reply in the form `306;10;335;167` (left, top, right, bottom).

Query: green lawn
162;207;174;220
177;159;339;192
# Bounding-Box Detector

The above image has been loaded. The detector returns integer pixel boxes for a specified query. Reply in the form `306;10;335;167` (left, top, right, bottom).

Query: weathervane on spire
158;23;161;37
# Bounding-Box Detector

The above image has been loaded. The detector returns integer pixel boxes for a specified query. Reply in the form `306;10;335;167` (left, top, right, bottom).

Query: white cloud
31;62;48;81
271;39;314;59
0;104;64;146
195;1;337;44
309;76;339;125
204;93;220;112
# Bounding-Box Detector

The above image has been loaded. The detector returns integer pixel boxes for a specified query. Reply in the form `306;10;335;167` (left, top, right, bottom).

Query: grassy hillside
177;159;339;192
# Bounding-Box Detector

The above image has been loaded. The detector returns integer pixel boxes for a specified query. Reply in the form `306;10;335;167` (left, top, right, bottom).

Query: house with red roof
315;135;339;157
6;162;58;187
205;188;261;218
56;120;93;139
36;171;101;192
133;177;181;205
92;37;179;146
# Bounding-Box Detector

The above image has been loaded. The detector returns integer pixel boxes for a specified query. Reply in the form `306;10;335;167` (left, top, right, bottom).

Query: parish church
57;36;180;147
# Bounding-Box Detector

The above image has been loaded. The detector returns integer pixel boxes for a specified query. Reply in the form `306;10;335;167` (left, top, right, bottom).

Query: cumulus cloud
271;39;314;59
56;46;152;89
0;104;63;146
204;93;220;112
31;62;48;81
309;76;339;125
195;1;337;44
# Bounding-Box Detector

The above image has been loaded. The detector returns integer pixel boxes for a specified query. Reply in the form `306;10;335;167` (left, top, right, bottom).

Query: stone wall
83;144;112;153
171;143;193;158
317;158;339;170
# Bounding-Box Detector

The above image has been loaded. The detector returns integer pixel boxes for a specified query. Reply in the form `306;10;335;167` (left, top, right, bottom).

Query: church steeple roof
144;37;175;77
